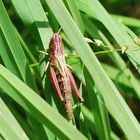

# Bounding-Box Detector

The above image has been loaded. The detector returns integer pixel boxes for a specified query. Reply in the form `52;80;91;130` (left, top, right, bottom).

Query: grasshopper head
50;33;63;54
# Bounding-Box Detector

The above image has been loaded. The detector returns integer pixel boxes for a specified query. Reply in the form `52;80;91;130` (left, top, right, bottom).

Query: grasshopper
43;33;84;119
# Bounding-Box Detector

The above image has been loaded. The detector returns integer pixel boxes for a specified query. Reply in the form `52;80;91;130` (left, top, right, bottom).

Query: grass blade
112;14;140;28
64;0;85;33
78;0;140;73
0;65;87;140
84;68;111;140
11;0;53;49
82;15;140;99
0;98;29;140
0;0;37;91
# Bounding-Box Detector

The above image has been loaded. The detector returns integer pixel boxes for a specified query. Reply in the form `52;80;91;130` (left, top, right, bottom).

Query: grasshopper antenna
57;27;62;34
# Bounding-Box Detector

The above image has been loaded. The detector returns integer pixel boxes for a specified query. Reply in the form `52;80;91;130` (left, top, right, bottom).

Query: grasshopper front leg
50;66;64;101
67;68;84;102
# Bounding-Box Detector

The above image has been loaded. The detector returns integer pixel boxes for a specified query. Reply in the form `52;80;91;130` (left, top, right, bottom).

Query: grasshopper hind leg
67;68;84;102
50;67;64;101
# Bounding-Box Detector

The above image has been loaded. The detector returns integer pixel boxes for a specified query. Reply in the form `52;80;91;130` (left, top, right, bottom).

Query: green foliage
0;0;140;139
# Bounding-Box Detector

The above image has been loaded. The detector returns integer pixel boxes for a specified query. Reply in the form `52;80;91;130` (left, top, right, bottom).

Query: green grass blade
82;106;120;140
0;65;88;140
44;0;140;139
112;14;140;28
77;1;140;28
5;102;35;140
68;50;111;139
0;0;37;91
102;63;140;90
64;0;85;33
14;27;40;77
14;27;37;64
82;15;140;99
46;5;60;32
84;68;111;140
11;0;53;49
78;0;140;72
0;98;29;140
0;1;51;139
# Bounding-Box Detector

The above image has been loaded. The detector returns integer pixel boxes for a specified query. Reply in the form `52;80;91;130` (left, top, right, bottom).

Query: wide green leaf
0;65;87;140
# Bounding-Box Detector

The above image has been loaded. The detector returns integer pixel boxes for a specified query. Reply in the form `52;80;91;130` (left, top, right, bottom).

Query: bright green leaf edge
0;65;87;140
0;98;29;140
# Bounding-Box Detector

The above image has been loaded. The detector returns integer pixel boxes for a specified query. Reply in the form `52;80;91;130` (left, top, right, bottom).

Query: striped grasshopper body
49;33;84;119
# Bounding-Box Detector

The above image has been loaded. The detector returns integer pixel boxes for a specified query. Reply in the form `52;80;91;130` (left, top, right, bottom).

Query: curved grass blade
0;65;88;140
0;1;50;139
0;0;37;91
78;0;140;73
64;0;85;33
84;68;111;140
112;14;140;28
11;0;53;50
82;106;120;140
4;102;35;140
0;98;29;140
82;15;140;99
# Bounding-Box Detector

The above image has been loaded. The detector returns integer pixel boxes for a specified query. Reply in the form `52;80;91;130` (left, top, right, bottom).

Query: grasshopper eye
53;33;62;45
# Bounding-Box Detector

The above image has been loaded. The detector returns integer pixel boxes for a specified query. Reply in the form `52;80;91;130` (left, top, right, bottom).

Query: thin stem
95;48;122;55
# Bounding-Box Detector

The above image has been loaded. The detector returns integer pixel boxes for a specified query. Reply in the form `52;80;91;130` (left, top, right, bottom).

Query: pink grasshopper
46;33;84;119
